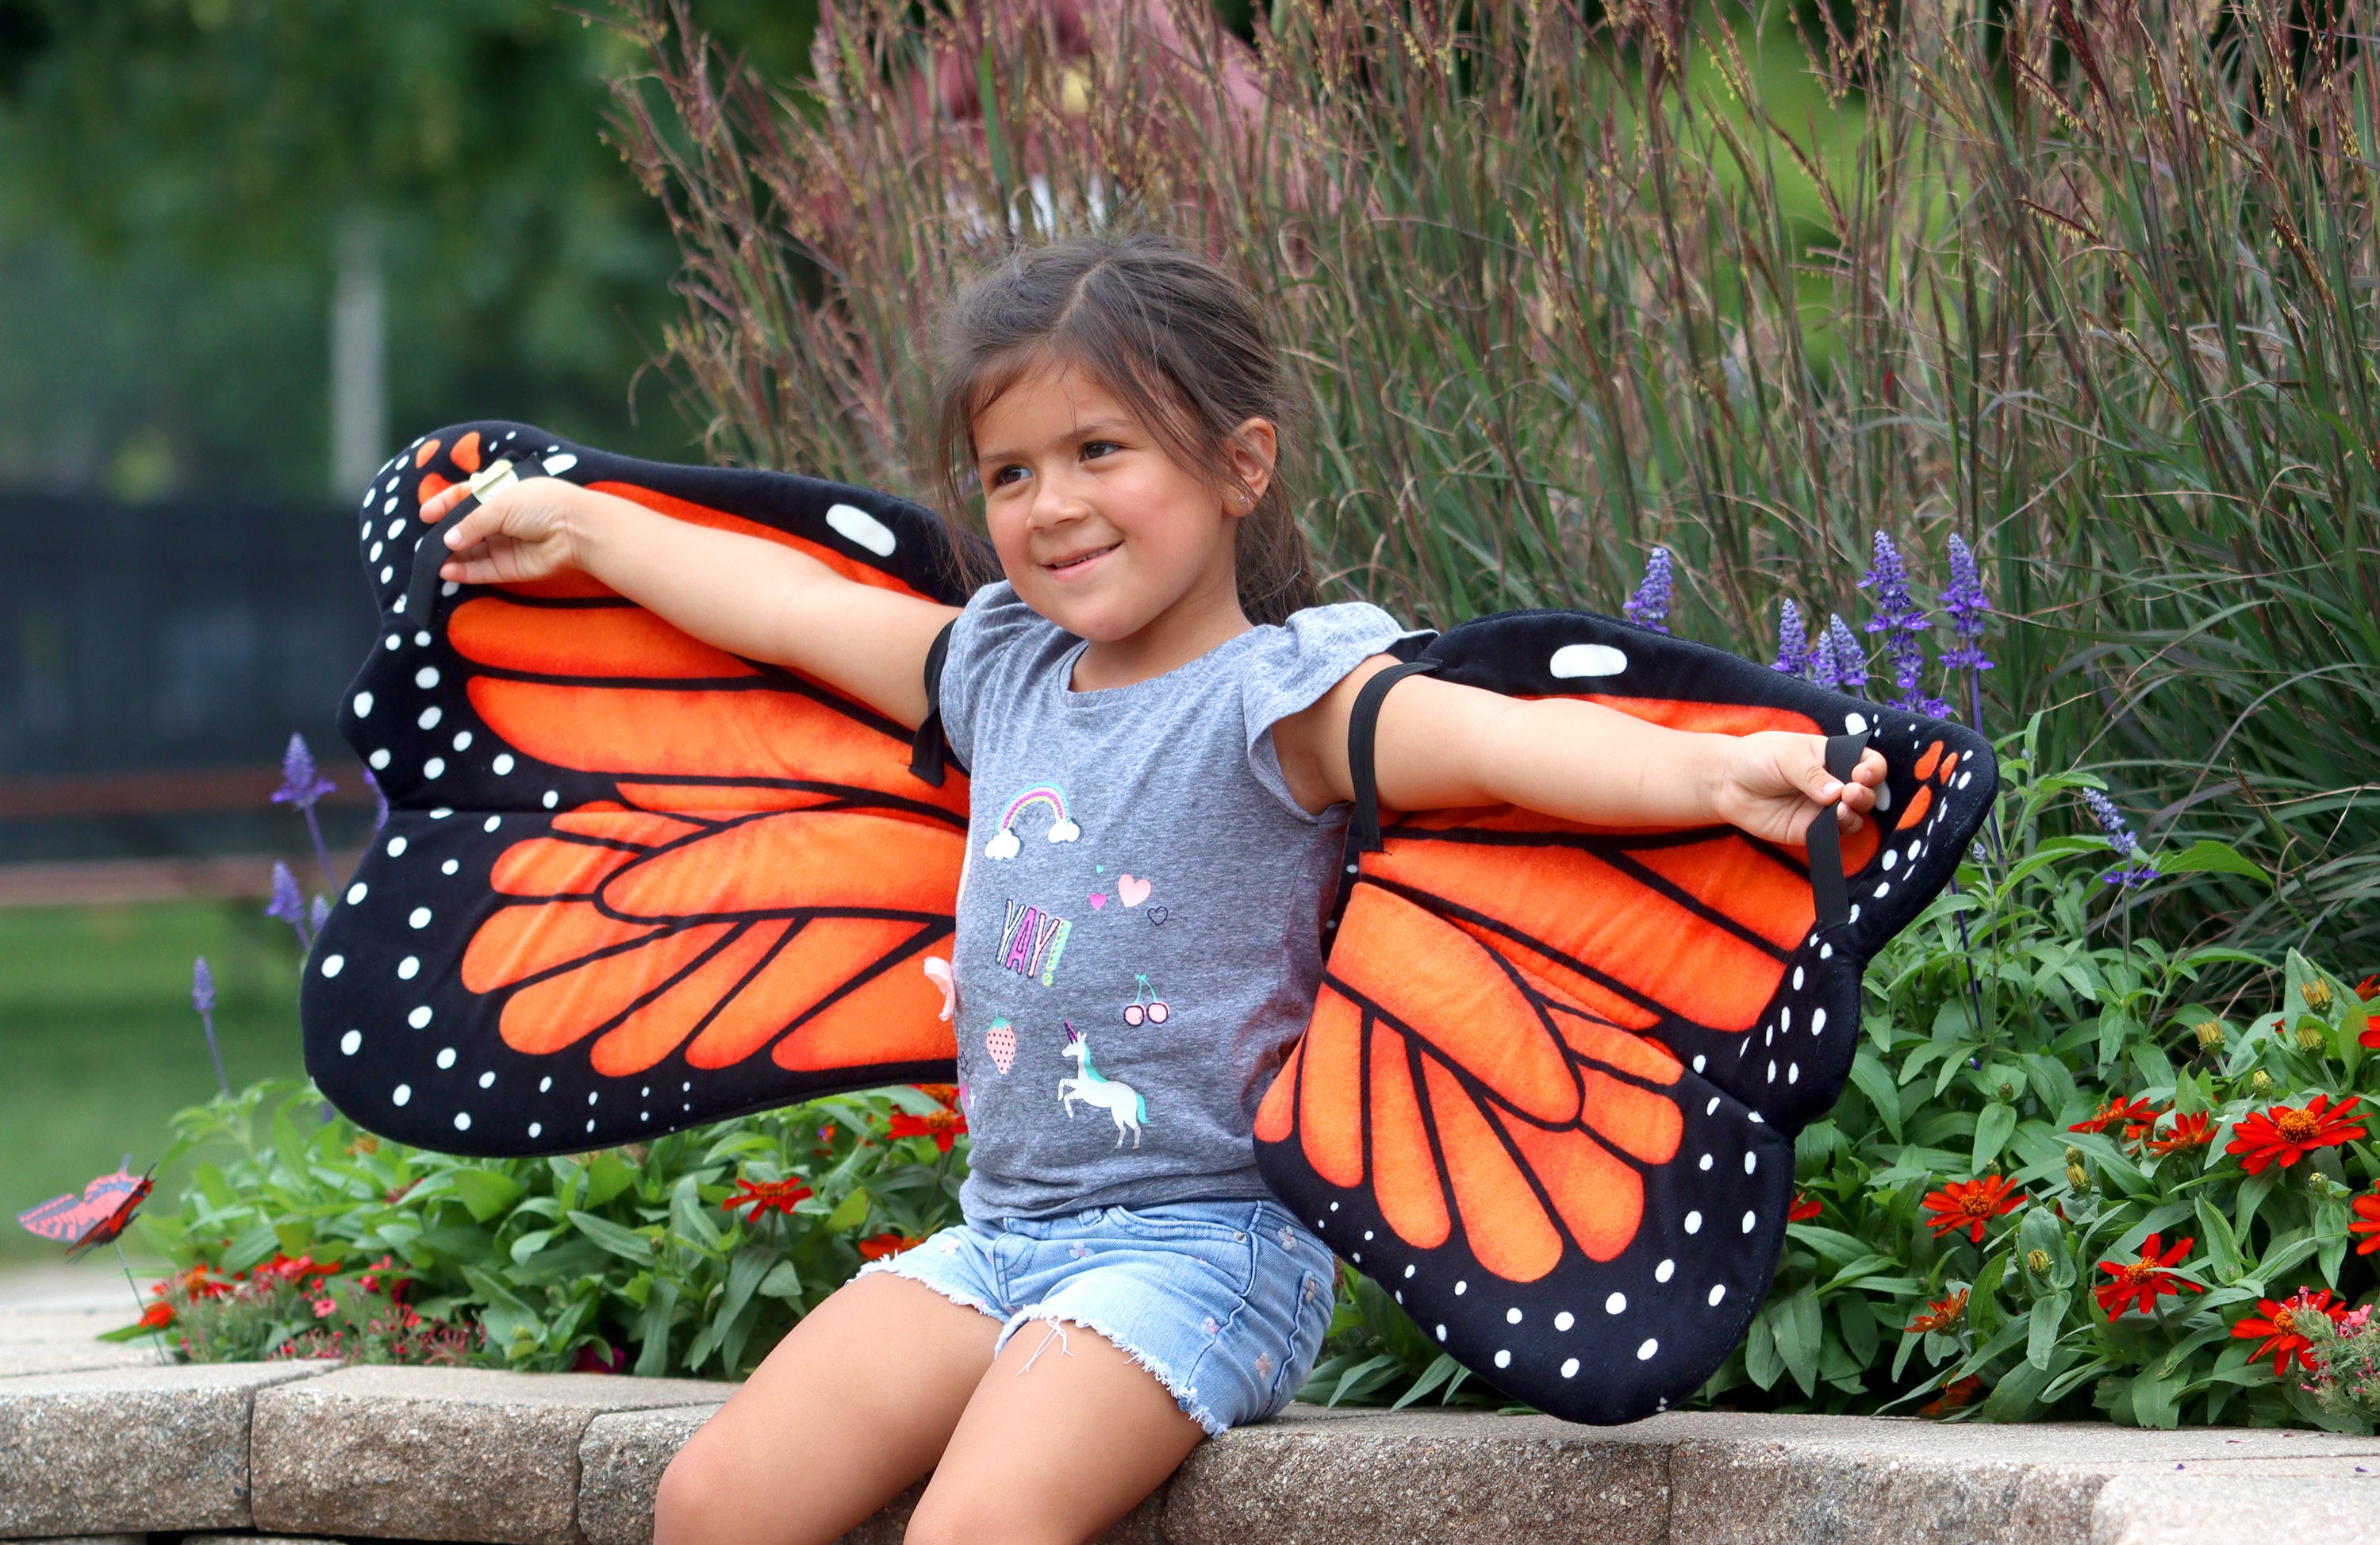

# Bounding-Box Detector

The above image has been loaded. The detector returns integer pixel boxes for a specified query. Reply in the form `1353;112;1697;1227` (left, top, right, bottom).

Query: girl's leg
654;1270;1000;1545
901;1316;1206;1545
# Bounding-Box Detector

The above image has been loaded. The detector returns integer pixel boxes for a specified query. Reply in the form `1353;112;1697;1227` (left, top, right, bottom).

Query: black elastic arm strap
908;617;960;786
1321;659;1441;949
1346;659;1443;854
1806;727;1875;931
401;520;456;640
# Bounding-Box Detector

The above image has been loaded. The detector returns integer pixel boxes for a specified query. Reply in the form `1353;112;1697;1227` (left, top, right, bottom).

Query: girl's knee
654;1428;750;1545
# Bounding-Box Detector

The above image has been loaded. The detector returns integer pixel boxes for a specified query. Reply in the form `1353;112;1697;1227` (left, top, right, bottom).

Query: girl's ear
1223;416;1277;516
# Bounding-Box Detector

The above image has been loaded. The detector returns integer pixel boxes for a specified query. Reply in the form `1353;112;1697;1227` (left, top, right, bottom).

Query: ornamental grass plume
1858;531;1948;717
265;862;312;952
271;732;338;886
1772;600;1811;676
2082;790;2160;888
191;957;228;1099
1622;547;1673;634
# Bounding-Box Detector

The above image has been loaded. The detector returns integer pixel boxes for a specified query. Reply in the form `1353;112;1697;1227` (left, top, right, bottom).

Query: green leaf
2027;1292;2068;1370
2155;840;2272;887
1973;1103;2017;1172
567;1209;657;1266
1849;1050;1904;1142
755;1260;804;1302
447;1168;526;1224
825;1186;873;1234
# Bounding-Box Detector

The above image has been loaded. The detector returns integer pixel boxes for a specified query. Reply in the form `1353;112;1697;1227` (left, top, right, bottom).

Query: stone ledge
0;1361;336;1539
251;1366;732;1545
8;1358;2380;1544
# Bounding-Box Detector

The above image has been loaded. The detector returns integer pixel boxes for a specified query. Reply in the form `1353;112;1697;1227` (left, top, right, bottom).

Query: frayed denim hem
854;1251;1004;1324
996;1309;1229;1437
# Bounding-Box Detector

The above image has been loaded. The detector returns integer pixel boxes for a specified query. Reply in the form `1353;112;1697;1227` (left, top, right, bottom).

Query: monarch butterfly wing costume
1253;609;1995;1424
302;424;975;1155
305;426;1992;1422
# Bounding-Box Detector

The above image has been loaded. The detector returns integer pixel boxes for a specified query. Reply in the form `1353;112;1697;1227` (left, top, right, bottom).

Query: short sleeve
1239;601;1433;819
936;582;1051;771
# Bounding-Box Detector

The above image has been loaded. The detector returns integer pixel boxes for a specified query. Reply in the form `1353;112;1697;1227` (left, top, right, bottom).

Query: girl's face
971;358;1272;644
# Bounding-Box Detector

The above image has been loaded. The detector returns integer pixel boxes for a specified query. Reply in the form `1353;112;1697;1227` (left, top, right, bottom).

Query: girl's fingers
420;482;471;524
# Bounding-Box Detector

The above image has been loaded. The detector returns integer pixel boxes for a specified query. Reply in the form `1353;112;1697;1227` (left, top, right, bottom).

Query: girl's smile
971;357;1276;688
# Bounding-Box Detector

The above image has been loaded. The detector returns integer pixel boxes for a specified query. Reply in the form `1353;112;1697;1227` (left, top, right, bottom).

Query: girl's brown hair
929;231;1319;626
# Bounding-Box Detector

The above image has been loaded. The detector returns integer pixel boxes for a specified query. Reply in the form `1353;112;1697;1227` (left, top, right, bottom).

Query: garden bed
5;1270;2378;1545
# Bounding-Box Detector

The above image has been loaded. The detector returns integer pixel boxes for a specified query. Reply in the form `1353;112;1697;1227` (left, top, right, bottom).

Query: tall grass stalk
606;0;2380;956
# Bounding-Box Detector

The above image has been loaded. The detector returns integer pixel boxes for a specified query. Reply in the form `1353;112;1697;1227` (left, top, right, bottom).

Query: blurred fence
0;494;378;871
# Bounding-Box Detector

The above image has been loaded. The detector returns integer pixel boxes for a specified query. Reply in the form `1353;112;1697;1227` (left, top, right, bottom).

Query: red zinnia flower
2070;1095;2158;1143
2357;973;2378;1001
1921;1174;2025;1242
1906;1289;1969;1335
2094;1233;2202;1317
1788;1192;1821;1223
2351;1192;2380;1256
138;1300;175;1329
1918;1374;1983;1415
2148;1110;2216;1156
725;1177;813;1223
889;1109;968;1153
2225;1093;2367;1173
914;1083;962;1111
2232;1287;2349;1375
857;1232;923;1261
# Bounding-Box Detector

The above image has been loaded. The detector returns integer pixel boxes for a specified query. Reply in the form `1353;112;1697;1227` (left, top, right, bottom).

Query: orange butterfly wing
1255;611;1997;1423
305;423;975;1155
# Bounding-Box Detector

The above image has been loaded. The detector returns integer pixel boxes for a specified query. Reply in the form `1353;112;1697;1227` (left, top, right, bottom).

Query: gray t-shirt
938;582;1421;1220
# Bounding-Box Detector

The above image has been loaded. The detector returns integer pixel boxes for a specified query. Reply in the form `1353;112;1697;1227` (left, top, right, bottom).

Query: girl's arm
425;478;961;729
1275;656;1885;843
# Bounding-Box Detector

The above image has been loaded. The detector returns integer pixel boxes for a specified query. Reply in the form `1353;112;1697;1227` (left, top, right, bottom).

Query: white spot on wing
1844;712;1868;733
826;502;898;557
1549;643;1629;678
542;454;578;476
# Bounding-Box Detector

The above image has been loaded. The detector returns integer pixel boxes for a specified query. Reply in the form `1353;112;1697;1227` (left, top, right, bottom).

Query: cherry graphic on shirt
1123;974;1170;1027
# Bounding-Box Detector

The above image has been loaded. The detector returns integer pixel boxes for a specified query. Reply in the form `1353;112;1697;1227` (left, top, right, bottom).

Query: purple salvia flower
266;860;313;952
1940;533;1994;726
1858;532;1947;717
1808;621;1838;686
363;768;389;834
311;894;332;933
192;956;228;1098
1823;613;1868;691
1623;547;1674;635
2083;789;2160;887
1772;600;1811;675
273;732;339;886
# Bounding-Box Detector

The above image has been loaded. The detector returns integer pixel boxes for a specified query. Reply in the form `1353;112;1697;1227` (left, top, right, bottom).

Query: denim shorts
854;1196;1338;1435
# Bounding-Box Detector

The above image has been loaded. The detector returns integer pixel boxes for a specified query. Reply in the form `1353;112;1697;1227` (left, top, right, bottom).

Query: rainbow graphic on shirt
983;783;1081;859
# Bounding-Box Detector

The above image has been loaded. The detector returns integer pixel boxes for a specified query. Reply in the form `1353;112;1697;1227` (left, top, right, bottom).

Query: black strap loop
1322;659;1441;952
1346;659;1442;855
909;617;960;786
401;516;459;640
1807;726;1874;931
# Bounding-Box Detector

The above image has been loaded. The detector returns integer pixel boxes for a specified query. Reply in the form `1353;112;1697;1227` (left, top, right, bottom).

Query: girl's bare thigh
903;1316;1206;1545
653;1270;1001;1545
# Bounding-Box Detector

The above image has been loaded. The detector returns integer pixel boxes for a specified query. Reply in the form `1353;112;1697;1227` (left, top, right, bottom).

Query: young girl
431;232;1882;1545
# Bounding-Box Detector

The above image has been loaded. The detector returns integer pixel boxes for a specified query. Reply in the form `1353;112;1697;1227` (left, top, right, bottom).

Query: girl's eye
987;464;1026;488
1082;440;1119;461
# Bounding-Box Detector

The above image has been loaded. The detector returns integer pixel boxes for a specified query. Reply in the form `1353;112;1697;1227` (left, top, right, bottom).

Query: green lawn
1;901;309;1263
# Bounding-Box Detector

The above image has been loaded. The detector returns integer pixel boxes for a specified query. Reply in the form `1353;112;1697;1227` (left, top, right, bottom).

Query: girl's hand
1710;732;1886;846
426;475;591;586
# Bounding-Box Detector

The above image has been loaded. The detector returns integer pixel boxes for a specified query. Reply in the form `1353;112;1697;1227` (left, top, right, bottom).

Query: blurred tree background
0;0;821;502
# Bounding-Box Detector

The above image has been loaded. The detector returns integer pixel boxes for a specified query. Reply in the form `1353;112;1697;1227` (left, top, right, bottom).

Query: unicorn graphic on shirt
1058;1020;1148;1148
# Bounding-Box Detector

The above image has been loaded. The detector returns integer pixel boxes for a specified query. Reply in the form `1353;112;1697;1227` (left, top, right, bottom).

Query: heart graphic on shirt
985;1020;1018;1075
1088;893;1107;911
1118;874;1153;908
1147;905;1169;927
